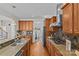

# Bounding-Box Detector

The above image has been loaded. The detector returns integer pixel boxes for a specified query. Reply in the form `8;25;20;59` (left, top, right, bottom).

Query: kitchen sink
11;42;17;46
11;42;24;46
11;39;25;46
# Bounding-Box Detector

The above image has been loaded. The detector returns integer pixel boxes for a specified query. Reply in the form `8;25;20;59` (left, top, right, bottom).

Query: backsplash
17;31;33;36
64;34;79;50
50;28;79;50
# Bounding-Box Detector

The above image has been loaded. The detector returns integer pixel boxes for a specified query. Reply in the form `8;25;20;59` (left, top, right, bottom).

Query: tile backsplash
51;29;79;50
62;33;79;50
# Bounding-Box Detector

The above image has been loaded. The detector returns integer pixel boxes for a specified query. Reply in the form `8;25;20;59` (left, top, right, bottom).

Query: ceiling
0;3;57;19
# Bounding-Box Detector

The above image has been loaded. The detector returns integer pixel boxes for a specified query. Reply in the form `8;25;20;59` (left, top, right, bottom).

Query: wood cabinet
46;39;63;56
45;17;57;32
62;3;73;34
23;21;25;31
50;43;55;56
19;21;23;31
45;16;58;34
45;18;51;42
25;21;28;31
73;4;79;34
46;39;51;55
21;44;27;56
50;16;58;32
20;38;32;56
45;18;51;31
62;3;79;35
18;21;33;31
50;16;57;23
28;21;33;31
26;40;30;56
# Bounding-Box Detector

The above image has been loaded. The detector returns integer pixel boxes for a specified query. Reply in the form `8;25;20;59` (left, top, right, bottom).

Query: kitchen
0;3;79;56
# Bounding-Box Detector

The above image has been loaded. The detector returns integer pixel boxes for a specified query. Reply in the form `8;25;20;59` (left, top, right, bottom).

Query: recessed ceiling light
12;5;16;8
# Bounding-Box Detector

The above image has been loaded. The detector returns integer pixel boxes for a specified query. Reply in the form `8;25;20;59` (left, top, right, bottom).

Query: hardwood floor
30;40;49;56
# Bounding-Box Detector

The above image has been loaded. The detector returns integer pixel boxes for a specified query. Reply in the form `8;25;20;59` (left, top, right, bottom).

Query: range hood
50;4;62;27
50;20;61;27
50;13;62;27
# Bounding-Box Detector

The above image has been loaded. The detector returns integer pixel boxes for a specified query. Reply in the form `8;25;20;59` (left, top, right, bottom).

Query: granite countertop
0;39;29;56
48;39;76;56
0;39;14;44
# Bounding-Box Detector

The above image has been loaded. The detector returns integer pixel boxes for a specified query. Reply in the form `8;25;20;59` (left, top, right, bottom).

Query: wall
0;15;16;40
33;21;44;44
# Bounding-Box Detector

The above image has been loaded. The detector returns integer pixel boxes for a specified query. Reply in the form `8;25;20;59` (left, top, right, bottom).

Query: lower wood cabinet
20;39;32;56
46;39;51;55
46;39;63;56
20;43;27;56
50;43;55;56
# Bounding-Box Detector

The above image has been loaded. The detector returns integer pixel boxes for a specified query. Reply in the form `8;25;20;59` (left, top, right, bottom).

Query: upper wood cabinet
18;21;33;31
19;21;23;31
23;21;26;31
29;21;33;31
26;21;28;31
62;3;79;35
50;16;57;32
45;18;51;31
74;4;79;34
62;3;73;34
45;17;57;32
50;16;57;23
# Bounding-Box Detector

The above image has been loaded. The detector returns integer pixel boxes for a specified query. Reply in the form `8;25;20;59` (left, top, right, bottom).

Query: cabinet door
46;40;51;55
50;16;57;31
48;41;51;55
50;43;55;56
62;4;73;34
50;16;57;23
30;21;33;31
74;4;79;34
19;21;23;31
19;21;33;31
46;40;50;55
23;21;26;31
27;21;29;31
21;45;27;56
18;21;21;30
25;21;29;31
29;21;31;31
45;19;50;31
